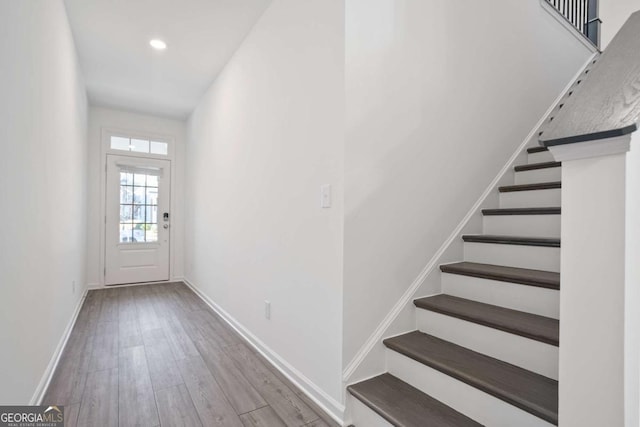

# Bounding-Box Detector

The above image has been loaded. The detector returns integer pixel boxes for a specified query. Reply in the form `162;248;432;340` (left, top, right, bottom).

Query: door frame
99;127;176;287
104;154;171;285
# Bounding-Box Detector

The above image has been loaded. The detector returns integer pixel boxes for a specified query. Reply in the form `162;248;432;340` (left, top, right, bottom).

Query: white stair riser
483;214;560;238
499;188;561;209
441;273;559;319
528;151;555;164
386;350;555;427
464;242;560;272
415;310;559;380
348;395;393;427
515;167;562;185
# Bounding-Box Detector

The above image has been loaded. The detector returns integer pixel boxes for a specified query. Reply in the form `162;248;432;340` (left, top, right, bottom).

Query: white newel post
549;134;640;427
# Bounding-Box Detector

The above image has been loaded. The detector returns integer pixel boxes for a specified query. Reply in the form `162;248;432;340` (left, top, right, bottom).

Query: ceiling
64;0;271;119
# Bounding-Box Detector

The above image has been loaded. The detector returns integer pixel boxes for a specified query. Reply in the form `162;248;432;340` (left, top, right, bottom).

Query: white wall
342;0;596;369
550;135;640;426
600;0;640;48
86;107;187;286
557;151;627;426
185;0;344;415
0;0;88;404
625;133;640;427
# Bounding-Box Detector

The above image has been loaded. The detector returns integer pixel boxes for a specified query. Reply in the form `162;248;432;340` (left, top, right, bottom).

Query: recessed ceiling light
149;39;167;50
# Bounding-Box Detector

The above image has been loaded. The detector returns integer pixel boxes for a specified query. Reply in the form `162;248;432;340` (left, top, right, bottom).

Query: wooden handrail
540;10;640;147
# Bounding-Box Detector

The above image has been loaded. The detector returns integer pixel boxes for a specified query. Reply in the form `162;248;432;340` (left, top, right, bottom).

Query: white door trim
98;127;177;287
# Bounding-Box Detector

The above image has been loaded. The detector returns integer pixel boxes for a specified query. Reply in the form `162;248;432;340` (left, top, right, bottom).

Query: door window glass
119;171;159;243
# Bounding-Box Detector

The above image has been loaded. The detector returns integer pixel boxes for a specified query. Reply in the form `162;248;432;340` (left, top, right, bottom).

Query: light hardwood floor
43;282;338;427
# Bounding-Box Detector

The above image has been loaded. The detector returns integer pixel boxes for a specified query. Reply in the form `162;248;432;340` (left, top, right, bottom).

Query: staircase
348;146;562;426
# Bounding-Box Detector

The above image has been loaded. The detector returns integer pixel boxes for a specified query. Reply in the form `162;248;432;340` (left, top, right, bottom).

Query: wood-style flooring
43;282;338;427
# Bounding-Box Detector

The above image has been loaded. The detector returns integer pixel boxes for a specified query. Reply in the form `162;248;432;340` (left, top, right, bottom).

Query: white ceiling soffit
64;0;271;119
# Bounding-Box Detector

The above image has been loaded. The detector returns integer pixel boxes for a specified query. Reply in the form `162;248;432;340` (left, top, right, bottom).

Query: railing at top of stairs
545;0;601;48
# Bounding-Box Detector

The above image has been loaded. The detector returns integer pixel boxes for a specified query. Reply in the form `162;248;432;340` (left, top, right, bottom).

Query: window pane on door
120;186;133;204
120;172;134;185
133;186;145;204
146;224;158;242
120;205;132;222
119;171;159;243
132;205;145;223
146;187;158;205
132;225;146;242
145;205;158;223
120;223;134;243
133;173;147;187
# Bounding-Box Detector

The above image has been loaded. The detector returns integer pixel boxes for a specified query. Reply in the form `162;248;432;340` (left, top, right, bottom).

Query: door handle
163;224;169;229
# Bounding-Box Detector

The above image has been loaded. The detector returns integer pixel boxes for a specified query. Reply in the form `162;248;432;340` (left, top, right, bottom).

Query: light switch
320;184;331;208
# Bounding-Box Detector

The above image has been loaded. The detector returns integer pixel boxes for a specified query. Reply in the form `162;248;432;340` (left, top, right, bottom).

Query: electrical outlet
320;184;331;208
265;300;271;320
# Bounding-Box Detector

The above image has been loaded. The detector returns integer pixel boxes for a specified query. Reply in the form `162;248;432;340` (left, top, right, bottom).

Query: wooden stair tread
527;146;549;154
499;181;561;193
482;207;560;215
462;235;560;247
440;262;559;290
348;373;482;427
384;331;558;425
414;294;559;346
514;161;561;172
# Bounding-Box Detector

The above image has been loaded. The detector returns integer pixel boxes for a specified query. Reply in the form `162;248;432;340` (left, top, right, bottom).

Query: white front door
105;155;171;285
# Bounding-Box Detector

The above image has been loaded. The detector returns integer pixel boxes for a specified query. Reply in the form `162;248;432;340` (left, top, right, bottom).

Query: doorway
104;154;171;285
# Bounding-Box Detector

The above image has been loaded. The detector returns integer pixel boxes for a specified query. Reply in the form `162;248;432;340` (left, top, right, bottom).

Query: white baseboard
30;289;88;405
182;278;345;425
341;51;599;384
